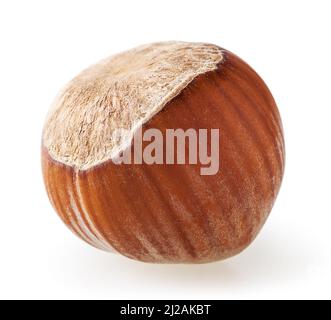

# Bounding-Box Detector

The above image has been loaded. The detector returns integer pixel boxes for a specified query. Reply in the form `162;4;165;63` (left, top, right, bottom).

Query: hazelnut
42;41;284;263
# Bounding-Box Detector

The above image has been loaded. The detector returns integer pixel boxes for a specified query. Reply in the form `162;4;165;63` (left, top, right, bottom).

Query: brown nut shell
42;45;284;263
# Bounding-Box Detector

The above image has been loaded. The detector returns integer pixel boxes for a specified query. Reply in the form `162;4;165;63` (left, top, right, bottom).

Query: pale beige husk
43;41;223;169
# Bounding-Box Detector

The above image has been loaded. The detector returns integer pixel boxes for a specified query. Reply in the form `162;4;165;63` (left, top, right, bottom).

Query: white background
0;0;330;300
